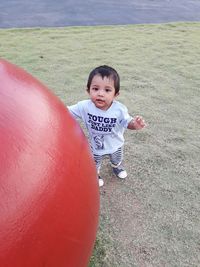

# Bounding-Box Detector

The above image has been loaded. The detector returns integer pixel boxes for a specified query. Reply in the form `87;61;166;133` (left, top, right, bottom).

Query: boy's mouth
96;99;104;104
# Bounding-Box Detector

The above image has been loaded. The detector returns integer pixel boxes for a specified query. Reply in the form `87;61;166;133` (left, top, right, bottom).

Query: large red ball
0;59;99;267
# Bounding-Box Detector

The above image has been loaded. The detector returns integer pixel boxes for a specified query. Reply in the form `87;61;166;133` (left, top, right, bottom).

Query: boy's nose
98;89;104;96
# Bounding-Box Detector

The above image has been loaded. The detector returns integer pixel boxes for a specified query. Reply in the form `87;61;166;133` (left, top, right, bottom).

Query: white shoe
113;166;127;179
98;176;104;187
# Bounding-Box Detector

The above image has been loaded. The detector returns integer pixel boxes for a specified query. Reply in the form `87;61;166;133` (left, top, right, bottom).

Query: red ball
0;59;99;267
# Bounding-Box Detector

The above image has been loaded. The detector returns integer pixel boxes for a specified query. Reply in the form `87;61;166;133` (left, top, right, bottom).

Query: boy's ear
86;88;90;94
115;92;119;97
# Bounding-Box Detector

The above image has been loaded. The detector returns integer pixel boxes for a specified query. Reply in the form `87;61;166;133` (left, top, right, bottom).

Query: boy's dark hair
87;65;120;94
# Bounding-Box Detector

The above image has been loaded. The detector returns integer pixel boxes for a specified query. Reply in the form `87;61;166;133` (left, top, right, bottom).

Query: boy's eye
105;88;111;92
92;87;98;91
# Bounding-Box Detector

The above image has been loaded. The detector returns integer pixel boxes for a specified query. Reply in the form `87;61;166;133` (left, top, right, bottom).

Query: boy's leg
93;154;104;187
109;147;127;179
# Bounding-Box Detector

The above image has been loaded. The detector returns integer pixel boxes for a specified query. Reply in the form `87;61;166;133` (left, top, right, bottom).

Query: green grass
89;223;111;267
1;22;200;266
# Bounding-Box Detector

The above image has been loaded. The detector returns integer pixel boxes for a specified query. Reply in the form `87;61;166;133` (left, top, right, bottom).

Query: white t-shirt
68;100;133;155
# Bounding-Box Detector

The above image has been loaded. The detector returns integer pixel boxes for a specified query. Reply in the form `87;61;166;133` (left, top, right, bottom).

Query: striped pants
93;147;123;173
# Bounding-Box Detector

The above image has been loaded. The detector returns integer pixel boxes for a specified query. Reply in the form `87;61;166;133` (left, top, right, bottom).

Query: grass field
1;22;200;266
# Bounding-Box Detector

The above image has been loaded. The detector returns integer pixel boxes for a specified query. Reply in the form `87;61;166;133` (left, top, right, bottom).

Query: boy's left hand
132;116;146;130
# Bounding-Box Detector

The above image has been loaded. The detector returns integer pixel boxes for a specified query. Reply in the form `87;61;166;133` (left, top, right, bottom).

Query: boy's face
87;74;118;110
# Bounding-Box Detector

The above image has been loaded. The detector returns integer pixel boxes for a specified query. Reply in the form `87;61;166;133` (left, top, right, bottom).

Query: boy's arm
127;116;146;130
67;103;82;120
